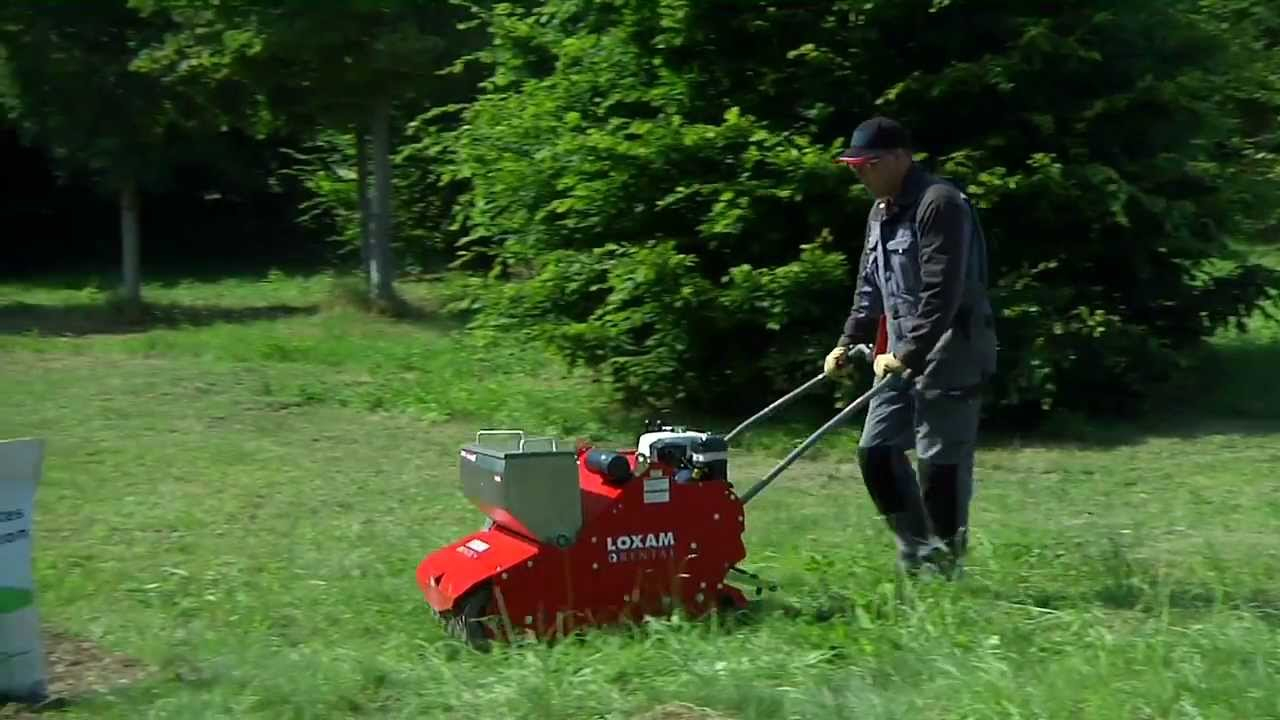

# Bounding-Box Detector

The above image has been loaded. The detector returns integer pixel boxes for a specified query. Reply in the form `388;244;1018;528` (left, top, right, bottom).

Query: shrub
432;0;1280;420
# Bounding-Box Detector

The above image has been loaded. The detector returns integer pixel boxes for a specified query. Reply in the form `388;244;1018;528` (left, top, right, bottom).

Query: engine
634;421;729;484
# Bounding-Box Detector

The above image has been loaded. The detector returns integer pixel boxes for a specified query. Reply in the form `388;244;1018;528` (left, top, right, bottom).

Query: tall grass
1;269;1277;719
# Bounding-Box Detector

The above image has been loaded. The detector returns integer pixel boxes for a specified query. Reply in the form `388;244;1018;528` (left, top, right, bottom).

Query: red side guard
416;449;749;640
417;527;540;613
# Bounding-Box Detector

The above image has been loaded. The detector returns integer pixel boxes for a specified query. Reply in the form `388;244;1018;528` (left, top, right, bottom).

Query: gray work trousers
857;375;982;565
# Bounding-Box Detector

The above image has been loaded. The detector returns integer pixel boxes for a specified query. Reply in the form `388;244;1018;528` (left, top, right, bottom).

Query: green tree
0;1;220;307
0;47;12;105
1193;0;1280;246
132;0;482;304
435;0;1280;420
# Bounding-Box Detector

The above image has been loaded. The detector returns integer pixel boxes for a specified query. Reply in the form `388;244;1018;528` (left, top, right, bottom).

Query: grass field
1;269;1278;719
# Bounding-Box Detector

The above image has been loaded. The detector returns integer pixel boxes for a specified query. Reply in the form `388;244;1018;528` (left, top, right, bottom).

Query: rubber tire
444;582;494;652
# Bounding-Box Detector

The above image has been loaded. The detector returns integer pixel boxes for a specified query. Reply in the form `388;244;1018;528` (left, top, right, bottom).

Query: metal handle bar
476;430;524;447
737;369;913;506
724;344;873;443
521;436;559;452
475;430;559;452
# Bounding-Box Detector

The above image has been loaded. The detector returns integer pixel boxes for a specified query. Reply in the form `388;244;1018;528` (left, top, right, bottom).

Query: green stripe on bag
0;587;33;613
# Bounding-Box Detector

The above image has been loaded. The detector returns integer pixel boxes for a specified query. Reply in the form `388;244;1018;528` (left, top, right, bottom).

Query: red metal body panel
417;526;540;612
416;447;750;640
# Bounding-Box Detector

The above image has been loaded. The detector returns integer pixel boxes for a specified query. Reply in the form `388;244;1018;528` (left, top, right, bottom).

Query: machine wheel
443;582;494;652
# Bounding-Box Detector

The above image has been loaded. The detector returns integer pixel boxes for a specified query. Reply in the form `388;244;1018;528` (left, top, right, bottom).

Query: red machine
416;343;895;647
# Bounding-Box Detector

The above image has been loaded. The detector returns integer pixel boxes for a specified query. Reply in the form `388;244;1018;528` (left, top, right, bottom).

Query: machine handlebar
737;368;912;505
722;342;925;506
722;343;875;443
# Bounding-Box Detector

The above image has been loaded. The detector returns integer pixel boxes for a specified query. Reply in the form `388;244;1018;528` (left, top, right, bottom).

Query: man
825;116;997;577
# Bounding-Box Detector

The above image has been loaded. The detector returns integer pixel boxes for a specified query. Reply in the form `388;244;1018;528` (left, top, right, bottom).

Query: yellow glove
823;346;848;377
873;352;906;379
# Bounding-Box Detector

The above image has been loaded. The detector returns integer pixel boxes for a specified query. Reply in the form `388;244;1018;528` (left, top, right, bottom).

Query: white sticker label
464;539;491;553
643;476;670;504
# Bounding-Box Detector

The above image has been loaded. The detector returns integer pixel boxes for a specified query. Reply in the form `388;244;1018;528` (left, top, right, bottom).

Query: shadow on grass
0;261;330;291
989;538;1280;626
979;337;1280;449
0;300;319;337
321;273;473;332
0;627;154;718
0;271;472;337
980;412;1280;451
1091;540;1280;621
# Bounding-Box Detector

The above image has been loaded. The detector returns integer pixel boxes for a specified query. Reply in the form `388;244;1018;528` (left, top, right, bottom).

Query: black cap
837;116;911;165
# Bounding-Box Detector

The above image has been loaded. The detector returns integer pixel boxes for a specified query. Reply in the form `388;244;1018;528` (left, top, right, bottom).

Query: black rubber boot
858;445;931;572
917;459;974;579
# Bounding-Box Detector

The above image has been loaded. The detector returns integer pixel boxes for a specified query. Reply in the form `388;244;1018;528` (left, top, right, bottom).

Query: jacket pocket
885;227;919;304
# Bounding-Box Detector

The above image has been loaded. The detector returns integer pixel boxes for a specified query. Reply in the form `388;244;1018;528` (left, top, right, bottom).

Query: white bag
0;438;47;702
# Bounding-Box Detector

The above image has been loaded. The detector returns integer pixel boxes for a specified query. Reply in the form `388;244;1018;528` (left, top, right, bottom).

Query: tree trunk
119;180;141;306
368;98;395;304
354;126;371;281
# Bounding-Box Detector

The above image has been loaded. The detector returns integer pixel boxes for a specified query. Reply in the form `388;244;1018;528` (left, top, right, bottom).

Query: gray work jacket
839;164;997;392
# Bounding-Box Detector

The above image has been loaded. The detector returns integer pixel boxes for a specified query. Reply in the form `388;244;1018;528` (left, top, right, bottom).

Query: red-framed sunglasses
835;154;882;169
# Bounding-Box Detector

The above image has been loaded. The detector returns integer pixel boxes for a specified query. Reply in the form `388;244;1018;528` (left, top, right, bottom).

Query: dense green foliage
2;0;1278;421
270;126;461;273
420;0;1280;420
0;2;203;189
1199;0;1280;246
128;0;483;302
